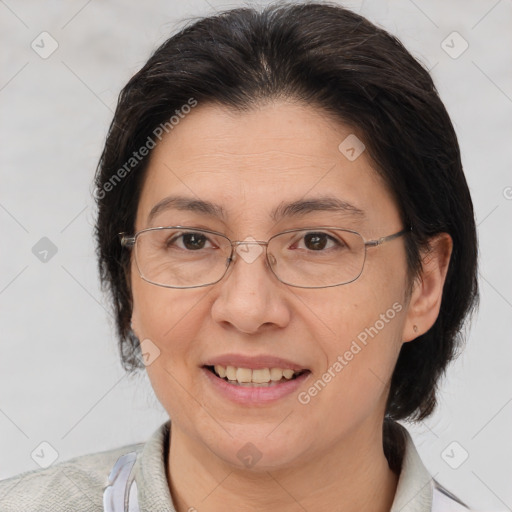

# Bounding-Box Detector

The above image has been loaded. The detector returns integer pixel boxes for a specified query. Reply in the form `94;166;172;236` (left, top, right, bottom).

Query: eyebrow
270;196;365;222
148;196;227;223
147;194;365;224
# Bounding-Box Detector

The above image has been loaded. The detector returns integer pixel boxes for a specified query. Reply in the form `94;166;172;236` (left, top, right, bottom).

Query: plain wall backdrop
1;0;511;510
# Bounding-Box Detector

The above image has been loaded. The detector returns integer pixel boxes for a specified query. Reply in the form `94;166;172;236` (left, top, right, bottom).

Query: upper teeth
213;365;300;384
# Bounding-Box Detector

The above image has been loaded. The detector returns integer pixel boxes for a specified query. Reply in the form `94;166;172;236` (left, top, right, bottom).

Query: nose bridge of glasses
229;239;270;266
231;239;269;247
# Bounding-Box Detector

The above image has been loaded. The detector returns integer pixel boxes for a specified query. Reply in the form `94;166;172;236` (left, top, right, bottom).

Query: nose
210;241;291;334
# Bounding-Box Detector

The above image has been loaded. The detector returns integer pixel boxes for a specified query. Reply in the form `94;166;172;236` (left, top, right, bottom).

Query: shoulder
0;441;144;512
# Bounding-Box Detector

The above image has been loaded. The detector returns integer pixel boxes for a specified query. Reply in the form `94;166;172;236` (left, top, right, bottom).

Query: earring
413;325;419;333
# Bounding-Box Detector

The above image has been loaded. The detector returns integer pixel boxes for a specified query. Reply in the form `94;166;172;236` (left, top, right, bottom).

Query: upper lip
203;354;309;371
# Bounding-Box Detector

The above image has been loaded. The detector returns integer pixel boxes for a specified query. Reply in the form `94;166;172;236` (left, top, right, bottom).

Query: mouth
201;354;312;404
203;364;310;387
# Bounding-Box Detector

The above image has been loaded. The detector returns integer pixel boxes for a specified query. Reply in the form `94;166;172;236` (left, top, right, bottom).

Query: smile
205;365;308;386
202;363;311;404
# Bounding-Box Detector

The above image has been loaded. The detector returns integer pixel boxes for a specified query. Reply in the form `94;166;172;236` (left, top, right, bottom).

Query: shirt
0;420;470;511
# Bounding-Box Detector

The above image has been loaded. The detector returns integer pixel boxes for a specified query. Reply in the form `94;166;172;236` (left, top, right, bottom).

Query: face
130;100;411;471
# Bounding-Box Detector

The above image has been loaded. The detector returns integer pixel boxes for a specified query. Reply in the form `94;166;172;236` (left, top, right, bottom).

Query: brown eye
299;232;341;251
181;233;208;250
167;232;213;251
304;233;329;251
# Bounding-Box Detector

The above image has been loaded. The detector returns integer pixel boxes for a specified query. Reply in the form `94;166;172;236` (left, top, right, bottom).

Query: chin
199;422;311;472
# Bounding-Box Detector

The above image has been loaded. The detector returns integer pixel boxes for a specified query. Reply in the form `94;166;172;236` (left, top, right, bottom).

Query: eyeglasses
119;226;409;289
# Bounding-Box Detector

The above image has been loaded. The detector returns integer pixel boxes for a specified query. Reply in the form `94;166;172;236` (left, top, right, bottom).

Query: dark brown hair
94;2;478;428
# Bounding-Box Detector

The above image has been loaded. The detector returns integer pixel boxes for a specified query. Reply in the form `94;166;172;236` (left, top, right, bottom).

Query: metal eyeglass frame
119;225;411;289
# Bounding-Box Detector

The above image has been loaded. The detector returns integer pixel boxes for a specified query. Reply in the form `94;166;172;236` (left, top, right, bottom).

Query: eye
168;231;215;251
295;232;343;251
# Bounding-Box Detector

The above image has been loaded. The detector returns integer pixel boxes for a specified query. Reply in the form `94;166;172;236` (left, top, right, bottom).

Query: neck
167;420;399;512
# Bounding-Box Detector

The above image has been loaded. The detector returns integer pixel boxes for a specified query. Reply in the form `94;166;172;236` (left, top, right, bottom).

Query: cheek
130;279;210;419
308;271;407;389
319;296;405;372
130;258;200;342
298;293;405;433
130;270;215;376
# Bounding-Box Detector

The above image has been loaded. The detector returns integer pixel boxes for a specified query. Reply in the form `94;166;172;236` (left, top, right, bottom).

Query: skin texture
130;100;452;512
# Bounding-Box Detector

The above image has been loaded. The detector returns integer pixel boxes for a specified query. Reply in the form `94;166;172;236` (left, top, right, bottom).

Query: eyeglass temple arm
364;227;411;248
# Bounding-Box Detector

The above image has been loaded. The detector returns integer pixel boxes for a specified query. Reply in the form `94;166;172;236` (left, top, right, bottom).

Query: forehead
135;101;400;233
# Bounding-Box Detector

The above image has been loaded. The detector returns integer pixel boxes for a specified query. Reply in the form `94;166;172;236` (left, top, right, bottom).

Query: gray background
1;0;511;510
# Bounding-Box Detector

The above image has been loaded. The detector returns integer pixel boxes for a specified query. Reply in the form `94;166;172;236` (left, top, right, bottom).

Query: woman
0;2;478;511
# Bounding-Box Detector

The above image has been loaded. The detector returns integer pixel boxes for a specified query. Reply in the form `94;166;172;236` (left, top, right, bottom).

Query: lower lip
201;367;311;405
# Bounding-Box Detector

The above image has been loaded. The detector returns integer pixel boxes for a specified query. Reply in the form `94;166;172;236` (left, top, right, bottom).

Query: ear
403;233;453;342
